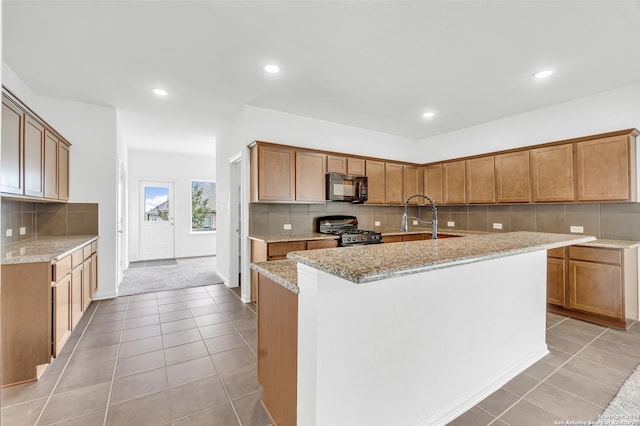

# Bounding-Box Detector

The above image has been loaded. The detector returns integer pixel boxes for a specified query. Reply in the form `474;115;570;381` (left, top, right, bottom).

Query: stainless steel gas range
316;215;382;247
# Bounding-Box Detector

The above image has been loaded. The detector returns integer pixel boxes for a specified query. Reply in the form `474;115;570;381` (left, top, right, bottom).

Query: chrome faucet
400;194;438;239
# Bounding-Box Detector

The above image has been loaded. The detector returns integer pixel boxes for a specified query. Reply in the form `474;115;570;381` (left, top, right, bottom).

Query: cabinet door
403;234;425;242
256;145;295;202
443;161;466;204
365;160;386;204
347;158;365;176
53;275;72;357
381;234;403;243
295;151;326;202
24;114;45;197
82;256;92;311
531;144;575;202
91;252;98;296
576;136;632;201
58;142;70;201
547;257;566;306
403;165;420;204
71;267;83;329
569;260;623;320
466;156;495;204
495;151;531;203
1;97;24;195
424;164;443;204
306;239;339;250
385;163;404;204
44;131;59;199
326;155;347;174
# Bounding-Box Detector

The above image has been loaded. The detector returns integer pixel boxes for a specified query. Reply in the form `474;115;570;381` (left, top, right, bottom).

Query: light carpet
594;364;640;425
118;256;223;296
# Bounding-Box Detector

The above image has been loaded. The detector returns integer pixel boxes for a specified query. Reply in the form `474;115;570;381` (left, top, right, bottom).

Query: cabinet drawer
267;241;307;258
547;247;565;258
71;249;84;269
52;255;72;282
569;246;621;265
403;234;426;242
83;244;92;260
382;235;403;243
306;239;339;250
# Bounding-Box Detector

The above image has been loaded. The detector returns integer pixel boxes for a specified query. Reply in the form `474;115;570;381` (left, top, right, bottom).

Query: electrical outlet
283;224;292;230
447;221;455;227
374;221;381;227
19;227;26;235
492;223;503;230
570;225;584;233
5;229;12;237
412;219;418;225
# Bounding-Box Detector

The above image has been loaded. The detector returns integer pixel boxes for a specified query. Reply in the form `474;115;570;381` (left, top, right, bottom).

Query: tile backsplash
250;202;640;241
1;200;98;246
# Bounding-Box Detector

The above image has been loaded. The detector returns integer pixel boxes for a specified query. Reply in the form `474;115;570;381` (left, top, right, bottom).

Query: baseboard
92;289;118;300
417;345;549;426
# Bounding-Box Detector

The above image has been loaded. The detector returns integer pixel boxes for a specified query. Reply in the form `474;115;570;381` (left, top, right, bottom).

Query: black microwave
326;174;368;204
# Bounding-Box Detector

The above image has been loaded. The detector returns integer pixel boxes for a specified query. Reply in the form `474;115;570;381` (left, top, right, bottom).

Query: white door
139;180;175;260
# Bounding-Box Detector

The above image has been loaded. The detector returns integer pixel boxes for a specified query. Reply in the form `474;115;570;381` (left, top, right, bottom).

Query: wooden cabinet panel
569;260;623;320
403;234;425;242
82;256;93;311
326;155;346;174
576;135;634;201
58;142;70;201
531;144;575;202
403;165;420;204
53;255;72;282
347;158;365;176
295;151;326;202
53;275;71;358
306;239;338;250
385;163;404;204
1;97;24;195
267;241;307;260
365;160;386;204
255;144;295;202
424;164;443;204
381;235;403;243
495;151;530;203
24;114;45;197
547;257;566;306
71;267;83;329
466;156;495;204
90;252;98;296
443;161;466;204
569;246;621;265
44;131;59;199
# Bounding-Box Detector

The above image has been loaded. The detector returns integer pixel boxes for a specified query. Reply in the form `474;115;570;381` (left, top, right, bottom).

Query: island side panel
296;251;549;426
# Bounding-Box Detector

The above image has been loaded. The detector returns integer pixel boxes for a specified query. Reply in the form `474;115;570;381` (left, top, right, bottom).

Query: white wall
2;62;120;299
128;149;216;261
417;83;640;162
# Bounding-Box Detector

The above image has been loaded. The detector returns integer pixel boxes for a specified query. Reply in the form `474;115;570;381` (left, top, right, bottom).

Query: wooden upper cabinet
58;142;70;201
327;155;347;174
365;160;386;204
576;135;636;202
403;165;420;204
466;156;495;204
495;151;531;203
24;114;45;197
443;160;466;204
295;151;326;202
347;157;365;176
1;97;24;195
252;144;295;202
531;144;575;202
385;162;404;204
424;164;443;204
44;130;59;199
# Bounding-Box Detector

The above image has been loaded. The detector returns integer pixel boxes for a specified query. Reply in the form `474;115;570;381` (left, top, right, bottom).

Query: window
191;180;216;232
144;186;170;222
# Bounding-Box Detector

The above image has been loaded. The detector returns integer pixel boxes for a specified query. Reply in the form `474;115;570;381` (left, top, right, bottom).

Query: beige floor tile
129;292;158;301
127;299;158;310
157;296;186;306
173;402;240;426
545;368;618;408
105;390;171;426
501;373;539;397
110;367;169;406
82;319;125;336
545;333;585;355
193;313;228;327
38;382;110;425
212;346;256;373
169;376;228;420
49;409;106;426
1;370;60;408
187;298;217;309
190;305;222;317
204;333;246;354
564;356;631;389
123;314;160;330
164;341;209;366
121;323;162;343
160;318;197;334
162;328;202;348
477;388;519;417
54;357;116;394
541;348;572;367
233;318;257;331
547;325;598;346
158;301;191;313
160;309;194;323
91;310;127;325
74;330;121;351
118;335;163;358
600;328;640;348
199;322;236;340
447;405;494;425
232;390;272;426
115;349;166;378
589;336;640;363
498;400;560;426
166;356;216;387
126;305;160;319
524;382;603;421
220;365;260;400
577;345;639;373
1;397;47;426
522;360;557;381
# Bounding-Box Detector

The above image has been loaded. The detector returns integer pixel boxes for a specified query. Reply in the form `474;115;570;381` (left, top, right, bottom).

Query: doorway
139;180;175;260
229;154;242;291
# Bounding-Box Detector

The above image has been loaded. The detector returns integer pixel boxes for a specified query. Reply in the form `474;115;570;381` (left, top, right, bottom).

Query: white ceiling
3;1;640;157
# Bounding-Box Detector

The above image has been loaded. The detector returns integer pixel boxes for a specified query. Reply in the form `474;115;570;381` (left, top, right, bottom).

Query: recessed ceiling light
152;88;168;96
422;111;435;119
533;69;554;79
264;64;280;74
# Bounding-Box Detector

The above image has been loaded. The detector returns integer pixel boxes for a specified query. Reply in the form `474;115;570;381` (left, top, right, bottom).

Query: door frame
138;179;176;261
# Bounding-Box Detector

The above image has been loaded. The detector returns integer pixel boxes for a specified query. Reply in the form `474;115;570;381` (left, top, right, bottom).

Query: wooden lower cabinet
53;275;72;358
547;245;638;329
257;274;298;426
70;266;83;330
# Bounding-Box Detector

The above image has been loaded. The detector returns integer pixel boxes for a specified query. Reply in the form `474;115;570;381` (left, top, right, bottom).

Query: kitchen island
252;231;596;426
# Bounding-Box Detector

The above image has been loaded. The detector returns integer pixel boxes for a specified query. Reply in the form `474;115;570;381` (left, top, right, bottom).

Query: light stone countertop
250;260;299;294
249;233;339;243
287;231;596;284
577;239;640;249
2;235;99;265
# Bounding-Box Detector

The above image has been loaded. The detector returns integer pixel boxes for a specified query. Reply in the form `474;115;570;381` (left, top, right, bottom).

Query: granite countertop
380;229;488;237
249;233;339;243
2;235;99;265
250;259;299;294
287;231;596;284
577;239;640;249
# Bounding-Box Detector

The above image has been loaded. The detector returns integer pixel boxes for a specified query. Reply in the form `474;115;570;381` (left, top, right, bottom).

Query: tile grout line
489;325;611;425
